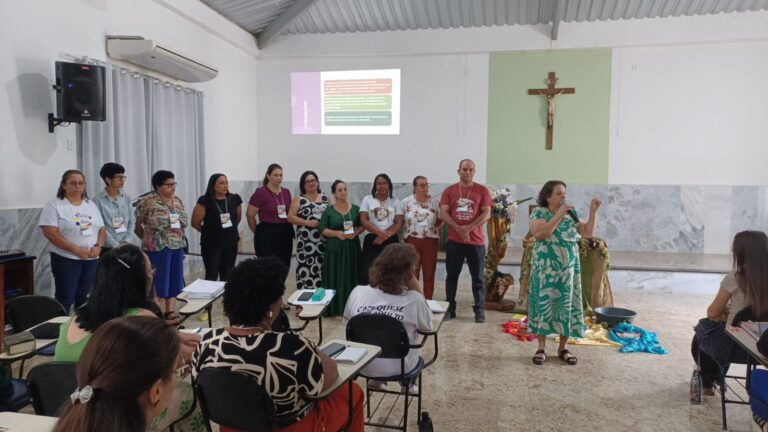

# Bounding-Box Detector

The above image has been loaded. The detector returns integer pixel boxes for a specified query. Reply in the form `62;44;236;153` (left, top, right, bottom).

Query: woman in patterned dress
528;180;601;366
287;171;328;290
192;256;364;432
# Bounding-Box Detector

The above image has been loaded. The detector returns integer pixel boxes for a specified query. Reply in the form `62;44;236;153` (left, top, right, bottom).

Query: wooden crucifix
527;72;575;150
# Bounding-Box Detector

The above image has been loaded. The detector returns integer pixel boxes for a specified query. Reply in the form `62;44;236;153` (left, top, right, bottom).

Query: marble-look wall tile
698;186;733;254
3;182;764;294
731;186;762;234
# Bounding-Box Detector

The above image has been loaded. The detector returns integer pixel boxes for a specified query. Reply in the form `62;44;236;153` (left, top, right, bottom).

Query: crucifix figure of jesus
527;72;575;150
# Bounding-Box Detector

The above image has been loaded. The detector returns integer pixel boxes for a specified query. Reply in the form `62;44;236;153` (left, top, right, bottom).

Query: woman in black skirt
246;163;294;269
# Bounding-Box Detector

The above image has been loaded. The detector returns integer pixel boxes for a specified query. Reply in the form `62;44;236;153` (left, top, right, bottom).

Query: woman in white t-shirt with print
343;243;433;391
401;175;442;300
358;173;403;285
39;170;106;313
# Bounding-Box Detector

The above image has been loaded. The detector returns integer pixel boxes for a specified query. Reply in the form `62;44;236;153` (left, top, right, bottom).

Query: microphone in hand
560;200;579;223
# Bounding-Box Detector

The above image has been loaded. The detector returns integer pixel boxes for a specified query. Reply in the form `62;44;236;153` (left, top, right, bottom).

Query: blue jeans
444;240;486;315
49;253;98;313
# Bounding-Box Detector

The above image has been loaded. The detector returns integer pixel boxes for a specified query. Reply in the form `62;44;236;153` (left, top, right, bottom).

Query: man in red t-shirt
439;159;492;322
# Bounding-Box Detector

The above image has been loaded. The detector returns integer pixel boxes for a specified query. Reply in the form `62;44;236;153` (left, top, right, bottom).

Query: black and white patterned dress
192;329;324;417
295;194;328;290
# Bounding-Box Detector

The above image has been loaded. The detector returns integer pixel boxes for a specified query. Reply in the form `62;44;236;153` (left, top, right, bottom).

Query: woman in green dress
319;180;364;316
528;180;601;366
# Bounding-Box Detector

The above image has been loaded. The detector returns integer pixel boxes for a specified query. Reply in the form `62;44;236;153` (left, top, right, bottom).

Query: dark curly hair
223;256;288;327
536;180;567;207
368;243;418;294
370;173;393;198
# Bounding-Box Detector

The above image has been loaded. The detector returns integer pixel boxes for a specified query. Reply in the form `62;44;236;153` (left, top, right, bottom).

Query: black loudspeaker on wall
48;61;106;133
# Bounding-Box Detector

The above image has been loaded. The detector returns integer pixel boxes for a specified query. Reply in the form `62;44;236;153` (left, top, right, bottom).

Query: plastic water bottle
689;369;702;405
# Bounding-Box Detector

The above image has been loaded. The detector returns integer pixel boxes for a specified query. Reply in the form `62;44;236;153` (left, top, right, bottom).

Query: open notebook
335;347;366;364
426;300;445;313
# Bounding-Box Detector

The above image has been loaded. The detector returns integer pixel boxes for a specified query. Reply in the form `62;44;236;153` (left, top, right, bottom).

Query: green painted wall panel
487;49;611;184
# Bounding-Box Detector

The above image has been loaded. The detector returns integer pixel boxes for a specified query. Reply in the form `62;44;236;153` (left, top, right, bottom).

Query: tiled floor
19;267;759;431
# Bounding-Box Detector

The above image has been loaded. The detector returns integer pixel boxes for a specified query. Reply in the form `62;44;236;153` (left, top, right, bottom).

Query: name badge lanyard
342;209;354;234
163;197;181;229
111;197;128;233
274;190;288;219
215;198;233;228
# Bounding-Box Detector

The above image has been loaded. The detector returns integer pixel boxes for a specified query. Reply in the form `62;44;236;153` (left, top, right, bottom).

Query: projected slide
291;69;400;135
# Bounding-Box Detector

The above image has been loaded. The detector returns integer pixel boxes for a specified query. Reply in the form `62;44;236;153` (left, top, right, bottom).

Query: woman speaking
528;180;601;366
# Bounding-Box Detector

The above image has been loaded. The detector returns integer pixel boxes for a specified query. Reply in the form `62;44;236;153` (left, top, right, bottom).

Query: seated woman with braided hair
54;316;180;432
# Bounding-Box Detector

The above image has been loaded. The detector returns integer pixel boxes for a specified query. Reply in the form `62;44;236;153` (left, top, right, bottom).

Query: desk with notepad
176;279;225;327
0;316;69;362
286;289;337;345
0;411;56;432
314;339;381;398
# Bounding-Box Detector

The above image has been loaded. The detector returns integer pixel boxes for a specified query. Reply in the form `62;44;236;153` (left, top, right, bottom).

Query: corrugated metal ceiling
201;0;768;36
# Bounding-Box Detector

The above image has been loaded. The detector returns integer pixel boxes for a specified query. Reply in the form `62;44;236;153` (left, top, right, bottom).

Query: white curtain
82;63;205;252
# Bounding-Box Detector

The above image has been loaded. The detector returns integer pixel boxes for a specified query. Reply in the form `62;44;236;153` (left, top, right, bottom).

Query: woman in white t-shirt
39;170;106;313
343;243;433;391
358;173;403;285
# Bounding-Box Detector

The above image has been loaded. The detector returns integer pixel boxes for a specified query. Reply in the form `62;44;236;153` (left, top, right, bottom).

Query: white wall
256;54;489;184
0;0;260;209
608;40;768;185
259;10;768;186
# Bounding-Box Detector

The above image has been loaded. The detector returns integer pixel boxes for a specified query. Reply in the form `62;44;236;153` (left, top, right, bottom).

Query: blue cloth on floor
608;323;669;354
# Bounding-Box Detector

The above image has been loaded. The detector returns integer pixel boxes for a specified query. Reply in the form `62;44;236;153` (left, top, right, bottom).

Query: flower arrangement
579;237;610;267
490;189;532;219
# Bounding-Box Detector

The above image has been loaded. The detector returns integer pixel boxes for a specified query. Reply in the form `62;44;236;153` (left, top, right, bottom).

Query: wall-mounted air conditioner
106;36;218;83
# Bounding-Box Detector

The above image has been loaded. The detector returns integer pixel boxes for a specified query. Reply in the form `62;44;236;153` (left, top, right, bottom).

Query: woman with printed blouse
401;175;442;300
246;163;294;269
136;170;189;321
287;170;328;290
192;256;364;432
39;169;106;313
358;173;403;285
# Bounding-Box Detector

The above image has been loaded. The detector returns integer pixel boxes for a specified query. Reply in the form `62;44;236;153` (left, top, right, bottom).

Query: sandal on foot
558;349;578;365
164;311;181;325
532;349;546;365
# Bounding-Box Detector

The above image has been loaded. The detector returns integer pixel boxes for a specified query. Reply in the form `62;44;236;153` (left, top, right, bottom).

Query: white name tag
343;220;354;235
416;211;429;227
169;212;181;229
277;205;287;219
77;215;94;236
220;213;233;228
112;216;127;233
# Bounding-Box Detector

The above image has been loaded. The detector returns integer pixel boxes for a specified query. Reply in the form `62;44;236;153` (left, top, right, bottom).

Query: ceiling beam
257;0;321;48
551;0;566;41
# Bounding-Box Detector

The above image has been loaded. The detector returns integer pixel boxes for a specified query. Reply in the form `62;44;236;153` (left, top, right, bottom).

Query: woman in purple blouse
246;163;294;269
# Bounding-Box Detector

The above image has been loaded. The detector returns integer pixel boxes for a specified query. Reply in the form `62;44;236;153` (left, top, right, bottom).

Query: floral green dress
527;207;584;337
